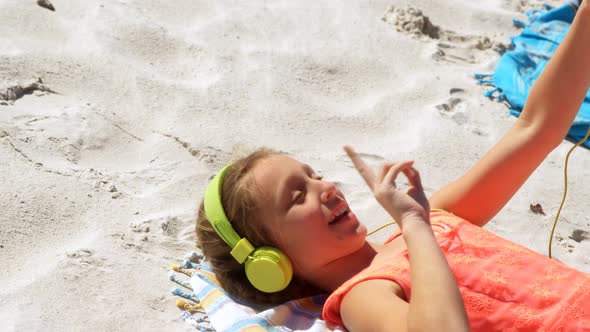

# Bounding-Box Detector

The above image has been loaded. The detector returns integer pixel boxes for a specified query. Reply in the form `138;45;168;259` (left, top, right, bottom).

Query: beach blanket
475;1;590;148
169;251;345;331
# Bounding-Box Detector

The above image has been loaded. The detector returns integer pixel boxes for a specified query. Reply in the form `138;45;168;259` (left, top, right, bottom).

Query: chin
350;216;368;239
356;222;368;235
344;227;369;250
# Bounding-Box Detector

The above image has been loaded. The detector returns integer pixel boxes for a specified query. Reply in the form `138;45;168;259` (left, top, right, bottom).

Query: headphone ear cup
245;246;293;293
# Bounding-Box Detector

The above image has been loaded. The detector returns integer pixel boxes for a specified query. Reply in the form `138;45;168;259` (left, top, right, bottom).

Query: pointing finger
343;145;376;188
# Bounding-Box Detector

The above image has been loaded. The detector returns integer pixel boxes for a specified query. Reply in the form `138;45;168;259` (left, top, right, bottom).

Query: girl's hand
343;145;430;228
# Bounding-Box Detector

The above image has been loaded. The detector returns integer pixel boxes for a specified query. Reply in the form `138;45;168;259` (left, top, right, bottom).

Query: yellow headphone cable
548;126;590;258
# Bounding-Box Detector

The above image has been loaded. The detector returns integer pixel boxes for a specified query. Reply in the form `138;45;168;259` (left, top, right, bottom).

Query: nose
320;181;337;203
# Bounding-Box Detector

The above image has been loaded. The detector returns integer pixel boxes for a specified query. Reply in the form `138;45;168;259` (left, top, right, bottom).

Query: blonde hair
195;147;321;306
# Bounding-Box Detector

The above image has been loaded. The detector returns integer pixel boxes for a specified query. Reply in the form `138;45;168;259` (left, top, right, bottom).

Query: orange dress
323;210;590;331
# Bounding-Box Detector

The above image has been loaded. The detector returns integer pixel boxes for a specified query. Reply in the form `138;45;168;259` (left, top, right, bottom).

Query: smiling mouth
328;203;350;225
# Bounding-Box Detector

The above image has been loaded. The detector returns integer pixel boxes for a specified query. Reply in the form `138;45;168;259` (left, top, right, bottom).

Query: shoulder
340;279;409;331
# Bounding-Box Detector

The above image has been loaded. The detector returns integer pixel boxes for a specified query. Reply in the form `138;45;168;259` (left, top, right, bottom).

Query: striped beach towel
476;1;590;148
169;252;344;331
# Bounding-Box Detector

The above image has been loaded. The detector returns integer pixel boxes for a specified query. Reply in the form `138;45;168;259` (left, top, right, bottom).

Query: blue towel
476;2;590;148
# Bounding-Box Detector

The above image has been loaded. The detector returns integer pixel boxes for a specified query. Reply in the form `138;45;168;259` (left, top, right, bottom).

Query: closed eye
292;190;305;204
288;171;323;207
292;176;323;204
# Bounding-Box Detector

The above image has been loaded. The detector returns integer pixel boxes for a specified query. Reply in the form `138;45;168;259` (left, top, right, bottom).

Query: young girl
196;2;590;331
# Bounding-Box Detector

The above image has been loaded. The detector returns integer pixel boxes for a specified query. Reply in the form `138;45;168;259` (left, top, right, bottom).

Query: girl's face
251;155;367;278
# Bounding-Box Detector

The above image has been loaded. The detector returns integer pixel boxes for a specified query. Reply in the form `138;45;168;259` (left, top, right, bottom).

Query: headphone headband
204;164;255;263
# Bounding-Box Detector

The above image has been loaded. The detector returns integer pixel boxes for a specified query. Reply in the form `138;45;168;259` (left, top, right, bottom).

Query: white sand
1;0;588;330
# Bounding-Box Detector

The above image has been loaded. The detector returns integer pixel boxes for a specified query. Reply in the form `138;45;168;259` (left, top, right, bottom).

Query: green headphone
203;164;293;293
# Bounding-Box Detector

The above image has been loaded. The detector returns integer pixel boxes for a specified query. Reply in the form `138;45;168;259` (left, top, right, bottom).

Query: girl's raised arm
342;147;470;331
429;2;590;226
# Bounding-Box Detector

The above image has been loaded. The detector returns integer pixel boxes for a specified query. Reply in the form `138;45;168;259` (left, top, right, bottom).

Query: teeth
329;205;348;224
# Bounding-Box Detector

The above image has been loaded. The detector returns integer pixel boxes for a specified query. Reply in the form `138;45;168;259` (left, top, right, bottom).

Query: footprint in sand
435;96;469;125
435;89;490;136
382;6;509;64
62;250;102;281
64;248;107;270
128;213;195;245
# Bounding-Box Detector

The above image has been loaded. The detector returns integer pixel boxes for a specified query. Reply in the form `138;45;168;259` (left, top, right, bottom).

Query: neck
307;241;381;292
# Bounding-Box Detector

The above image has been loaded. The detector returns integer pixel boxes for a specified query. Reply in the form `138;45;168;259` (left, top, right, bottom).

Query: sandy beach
1;0;589;330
